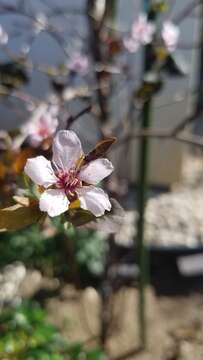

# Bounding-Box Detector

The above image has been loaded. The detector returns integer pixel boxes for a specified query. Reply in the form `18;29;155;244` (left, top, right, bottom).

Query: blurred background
1;0;203;359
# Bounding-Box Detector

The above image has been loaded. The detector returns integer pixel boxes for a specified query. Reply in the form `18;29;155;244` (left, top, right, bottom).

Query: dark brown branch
176;133;203;147
113;94;203;149
66;105;92;129
86;0;109;124
171;104;203;136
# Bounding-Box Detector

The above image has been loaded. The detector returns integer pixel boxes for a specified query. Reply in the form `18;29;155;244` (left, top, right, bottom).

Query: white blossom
124;14;155;53
162;21;180;52
22;103;59;147
24;130;114;217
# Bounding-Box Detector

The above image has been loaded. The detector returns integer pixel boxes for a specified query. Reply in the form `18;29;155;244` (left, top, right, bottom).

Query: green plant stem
137;98;151;349
136;0;152;349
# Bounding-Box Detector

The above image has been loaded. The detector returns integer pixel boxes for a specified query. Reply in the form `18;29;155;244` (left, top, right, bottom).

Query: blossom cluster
124;14;179;53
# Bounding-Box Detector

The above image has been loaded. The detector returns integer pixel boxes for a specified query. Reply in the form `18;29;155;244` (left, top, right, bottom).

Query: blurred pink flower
124;14;155;53
124;37;140;53
0;25;8;45
24;130;114;217
162;21;179;52
22;104;59;147
68;52;89;75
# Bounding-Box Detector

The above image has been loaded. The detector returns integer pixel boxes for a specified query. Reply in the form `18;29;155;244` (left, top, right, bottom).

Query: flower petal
52;130;83;172
77;186;111;217
39;189;69;217
162;21;179;52
24;156;57;187
79;158;114;185
124;37;139;53
132;14;155;44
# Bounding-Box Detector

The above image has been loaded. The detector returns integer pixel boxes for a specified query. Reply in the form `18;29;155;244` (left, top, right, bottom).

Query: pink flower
162;21;179;52
22;104;59;147
68;52;89;75
24;130;114;217
124;14;155;53
124;37;140;53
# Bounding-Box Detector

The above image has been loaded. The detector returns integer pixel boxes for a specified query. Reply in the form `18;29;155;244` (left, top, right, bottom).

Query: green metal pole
136;0;152;349
137;99;151;349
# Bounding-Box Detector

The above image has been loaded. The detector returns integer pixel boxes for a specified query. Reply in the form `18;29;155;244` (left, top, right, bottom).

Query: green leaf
67;208;96;227
0;203;43;231
152;1;168;13
135;71;163;102
0;61;29;90
0;301;104;358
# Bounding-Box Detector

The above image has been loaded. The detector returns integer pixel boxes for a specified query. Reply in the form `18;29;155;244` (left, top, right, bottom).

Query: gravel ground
115;154;203;248
47;285;203;360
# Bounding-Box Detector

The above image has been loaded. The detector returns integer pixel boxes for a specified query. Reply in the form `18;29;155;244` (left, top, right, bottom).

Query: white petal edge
24;156;57;187
77;186;111;217
79;158;114;185
52;130;83;172
39;189;69;217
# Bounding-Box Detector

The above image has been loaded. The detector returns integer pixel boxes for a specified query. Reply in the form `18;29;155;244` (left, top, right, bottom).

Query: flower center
56;169;82;196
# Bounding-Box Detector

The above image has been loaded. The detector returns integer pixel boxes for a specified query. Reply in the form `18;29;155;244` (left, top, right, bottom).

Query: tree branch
174;0;203;24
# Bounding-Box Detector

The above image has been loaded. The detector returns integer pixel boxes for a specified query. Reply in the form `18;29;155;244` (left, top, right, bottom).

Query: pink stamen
56;168;82;195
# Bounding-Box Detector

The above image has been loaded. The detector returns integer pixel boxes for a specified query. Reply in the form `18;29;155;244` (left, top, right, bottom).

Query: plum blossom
24;130;114;217
22;103;59;147
0;25;8;45
124;13;155;53
162;21;179;52
68;52;89;75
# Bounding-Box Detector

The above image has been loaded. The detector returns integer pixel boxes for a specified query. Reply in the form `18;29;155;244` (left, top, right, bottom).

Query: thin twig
86;0;109;124
171;104;203;136
173;0;203;24
114;128;203;149
66;105;92;129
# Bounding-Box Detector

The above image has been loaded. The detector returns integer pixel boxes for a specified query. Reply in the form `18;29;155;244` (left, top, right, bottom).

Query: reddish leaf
84;137;116;164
